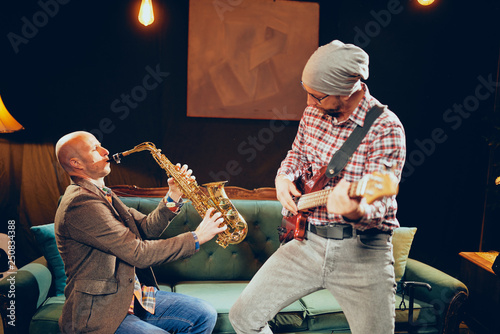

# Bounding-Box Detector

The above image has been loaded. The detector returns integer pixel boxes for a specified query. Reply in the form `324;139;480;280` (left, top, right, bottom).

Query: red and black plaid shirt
277;85;406;231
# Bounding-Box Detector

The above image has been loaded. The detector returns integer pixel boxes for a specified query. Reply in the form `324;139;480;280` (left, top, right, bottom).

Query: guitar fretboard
296;181;360;211
296;188;330;211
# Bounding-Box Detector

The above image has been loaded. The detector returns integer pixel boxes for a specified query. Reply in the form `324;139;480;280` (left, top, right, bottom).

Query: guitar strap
325;105;384;178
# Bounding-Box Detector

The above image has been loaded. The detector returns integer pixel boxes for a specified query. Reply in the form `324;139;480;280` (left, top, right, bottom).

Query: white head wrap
302;40;369;97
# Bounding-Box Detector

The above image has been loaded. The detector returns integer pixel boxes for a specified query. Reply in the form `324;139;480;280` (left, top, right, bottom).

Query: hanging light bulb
138;0;154;26
417;0;435;5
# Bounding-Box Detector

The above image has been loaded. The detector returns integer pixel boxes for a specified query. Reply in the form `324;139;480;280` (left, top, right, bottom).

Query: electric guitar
277;166;399;244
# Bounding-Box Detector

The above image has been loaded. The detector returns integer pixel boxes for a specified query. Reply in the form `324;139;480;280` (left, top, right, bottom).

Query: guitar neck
296;181;360;211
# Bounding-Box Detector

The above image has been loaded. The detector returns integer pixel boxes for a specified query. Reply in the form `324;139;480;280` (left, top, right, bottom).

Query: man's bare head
55;131;88;173
55;131;110;182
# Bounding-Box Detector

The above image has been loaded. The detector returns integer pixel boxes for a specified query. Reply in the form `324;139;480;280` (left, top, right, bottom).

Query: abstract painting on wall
187;0;319;120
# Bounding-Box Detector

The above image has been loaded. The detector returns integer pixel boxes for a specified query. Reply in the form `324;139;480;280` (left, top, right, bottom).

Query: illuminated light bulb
417;0;435;5
139;0;154;26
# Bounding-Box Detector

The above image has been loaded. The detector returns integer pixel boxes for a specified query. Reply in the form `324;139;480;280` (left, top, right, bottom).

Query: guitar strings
297;189;331;210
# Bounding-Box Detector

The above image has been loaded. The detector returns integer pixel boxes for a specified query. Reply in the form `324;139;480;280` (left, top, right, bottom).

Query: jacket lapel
109;191;142;237
70;177;141;237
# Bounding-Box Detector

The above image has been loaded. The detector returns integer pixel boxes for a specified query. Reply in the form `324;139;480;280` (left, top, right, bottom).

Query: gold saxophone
111;142;248;248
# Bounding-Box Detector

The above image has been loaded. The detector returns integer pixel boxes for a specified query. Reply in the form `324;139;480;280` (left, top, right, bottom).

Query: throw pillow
31;223;67;296
392;227;417;282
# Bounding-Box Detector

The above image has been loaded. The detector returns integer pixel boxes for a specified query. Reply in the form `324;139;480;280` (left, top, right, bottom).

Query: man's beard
319;107;341;118
321;97;343;118
325;110;341;117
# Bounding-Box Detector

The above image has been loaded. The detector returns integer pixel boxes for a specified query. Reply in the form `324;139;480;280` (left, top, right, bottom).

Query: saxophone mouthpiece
109;152;124;164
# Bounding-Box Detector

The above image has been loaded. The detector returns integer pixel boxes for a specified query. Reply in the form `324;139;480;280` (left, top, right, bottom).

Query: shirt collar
70;176;109;194
99;185;112;195
347;83;375;127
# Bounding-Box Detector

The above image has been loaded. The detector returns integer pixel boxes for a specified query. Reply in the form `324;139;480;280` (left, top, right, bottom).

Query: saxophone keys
225;209;238;221
218;198;232;211
230;222;248;242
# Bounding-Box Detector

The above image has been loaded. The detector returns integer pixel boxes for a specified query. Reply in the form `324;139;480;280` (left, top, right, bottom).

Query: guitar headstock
352;168;399;204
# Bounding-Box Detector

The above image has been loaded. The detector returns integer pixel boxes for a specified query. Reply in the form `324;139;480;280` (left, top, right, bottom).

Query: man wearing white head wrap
230;41;406;334
302;40;369;97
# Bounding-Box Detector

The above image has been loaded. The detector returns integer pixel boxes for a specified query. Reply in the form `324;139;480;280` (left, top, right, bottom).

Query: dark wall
1;0;499;275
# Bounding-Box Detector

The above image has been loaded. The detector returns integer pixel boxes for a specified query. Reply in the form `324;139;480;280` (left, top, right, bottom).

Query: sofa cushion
120;197;163;214
392;227;417;282
17;262;53;309
172;282;307;333
30;224;67;296
300;288;436;332
29;295;65;334
154;199;284;284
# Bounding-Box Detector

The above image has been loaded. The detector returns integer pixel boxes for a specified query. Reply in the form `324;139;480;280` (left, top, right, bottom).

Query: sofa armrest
0;257;53;334
404;258;468;334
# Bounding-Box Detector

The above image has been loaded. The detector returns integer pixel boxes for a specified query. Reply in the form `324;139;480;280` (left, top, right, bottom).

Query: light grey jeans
229;231;396;334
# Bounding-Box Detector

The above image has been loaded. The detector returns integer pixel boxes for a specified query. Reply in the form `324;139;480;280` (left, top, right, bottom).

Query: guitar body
278;166;330;244
277;165;399;244
280;212;308;243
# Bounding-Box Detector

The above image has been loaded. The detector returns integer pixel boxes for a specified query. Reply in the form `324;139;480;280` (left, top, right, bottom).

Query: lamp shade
0;95;24;133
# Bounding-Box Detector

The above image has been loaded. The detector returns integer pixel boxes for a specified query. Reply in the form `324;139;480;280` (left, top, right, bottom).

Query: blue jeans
229;232;396;334
115;290;217;334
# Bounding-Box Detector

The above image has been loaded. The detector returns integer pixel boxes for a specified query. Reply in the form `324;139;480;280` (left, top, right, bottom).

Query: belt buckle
327;225;347;239
332;224;353;239
310;224;353;240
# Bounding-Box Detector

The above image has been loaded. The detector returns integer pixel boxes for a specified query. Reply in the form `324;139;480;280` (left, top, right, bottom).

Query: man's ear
69;158;82;170
340;95;350;102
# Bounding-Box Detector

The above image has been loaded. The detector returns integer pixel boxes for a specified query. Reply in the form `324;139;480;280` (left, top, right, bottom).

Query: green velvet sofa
0;187;468;334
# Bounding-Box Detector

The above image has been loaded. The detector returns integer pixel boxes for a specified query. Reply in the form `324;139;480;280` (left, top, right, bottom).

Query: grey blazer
54;177;196;333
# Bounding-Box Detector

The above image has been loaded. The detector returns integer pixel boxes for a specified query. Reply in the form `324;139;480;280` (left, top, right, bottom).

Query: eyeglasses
301;81;329;105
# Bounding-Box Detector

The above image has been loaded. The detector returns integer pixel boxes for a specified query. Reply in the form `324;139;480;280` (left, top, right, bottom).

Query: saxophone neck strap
325;105;385;178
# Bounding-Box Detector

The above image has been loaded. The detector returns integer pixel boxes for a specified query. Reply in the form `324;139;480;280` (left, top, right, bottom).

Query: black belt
308;224;392;240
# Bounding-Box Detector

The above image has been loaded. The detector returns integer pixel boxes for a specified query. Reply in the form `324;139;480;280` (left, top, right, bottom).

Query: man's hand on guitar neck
275;174;301;215
327;179;365;221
